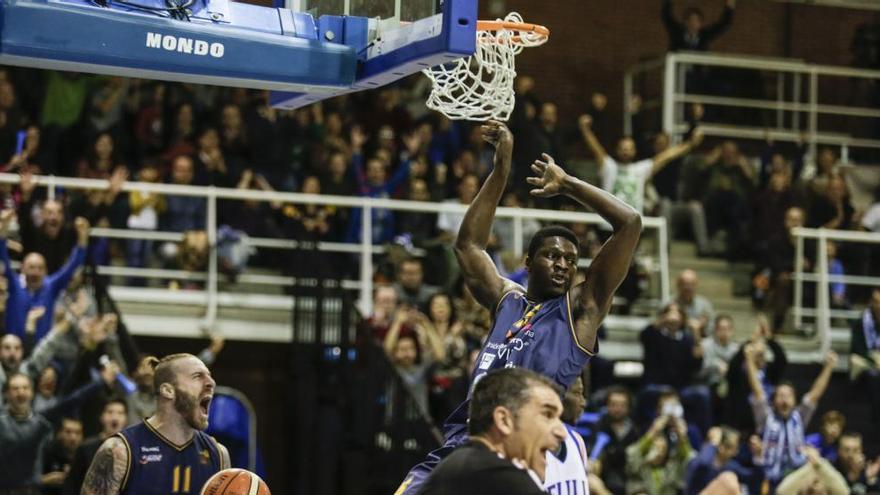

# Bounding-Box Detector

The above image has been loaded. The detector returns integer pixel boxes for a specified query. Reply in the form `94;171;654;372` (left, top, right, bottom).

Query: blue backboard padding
0;0;355;88
270;0;476;109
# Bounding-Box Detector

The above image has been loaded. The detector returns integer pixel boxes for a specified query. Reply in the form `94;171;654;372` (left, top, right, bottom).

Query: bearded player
397;121;642;494
81;354;230;494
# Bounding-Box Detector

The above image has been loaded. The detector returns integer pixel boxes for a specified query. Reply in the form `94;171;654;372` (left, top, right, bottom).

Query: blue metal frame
0;0;475;104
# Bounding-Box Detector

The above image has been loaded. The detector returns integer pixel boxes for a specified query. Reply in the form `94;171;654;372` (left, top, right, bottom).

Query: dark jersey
448;290;593;426
116;421;226;495
417;441;546;495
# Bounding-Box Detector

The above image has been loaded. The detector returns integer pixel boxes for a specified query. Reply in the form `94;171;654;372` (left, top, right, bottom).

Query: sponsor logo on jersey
139;454;163;464
199;449;211;465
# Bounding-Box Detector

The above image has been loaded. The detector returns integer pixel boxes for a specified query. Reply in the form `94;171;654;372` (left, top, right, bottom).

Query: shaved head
22;252;47;290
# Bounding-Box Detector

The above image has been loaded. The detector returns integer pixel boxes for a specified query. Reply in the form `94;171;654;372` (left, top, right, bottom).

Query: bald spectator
668;269;715;337
1;209;89;342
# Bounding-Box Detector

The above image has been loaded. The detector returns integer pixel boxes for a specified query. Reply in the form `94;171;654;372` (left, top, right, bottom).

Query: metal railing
624;51;880;161
792;227;880;355
0;173;670;330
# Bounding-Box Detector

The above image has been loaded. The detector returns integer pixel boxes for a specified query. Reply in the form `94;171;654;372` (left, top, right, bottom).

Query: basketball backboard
0;0;475;106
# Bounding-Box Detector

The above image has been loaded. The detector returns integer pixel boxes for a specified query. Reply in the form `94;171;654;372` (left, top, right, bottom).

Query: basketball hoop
422;12;549;121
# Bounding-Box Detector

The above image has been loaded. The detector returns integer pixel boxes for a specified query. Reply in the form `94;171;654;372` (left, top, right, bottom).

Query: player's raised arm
454;120;522;310
81;436;129;495
528;154;642;351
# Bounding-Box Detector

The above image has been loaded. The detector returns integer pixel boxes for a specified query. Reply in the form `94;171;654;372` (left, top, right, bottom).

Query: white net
422;12;548;121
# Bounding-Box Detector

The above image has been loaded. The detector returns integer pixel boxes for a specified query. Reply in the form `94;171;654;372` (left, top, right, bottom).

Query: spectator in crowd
346;127;418;244
126;161;166;284
684;426;748;495
1;209;89;342
127;354;158;425
625;396;695;495
661;0;735;52
366;285;405;341
451;276;491;344
725;318;788;432
652;131;714;256
436;173;479;239
0;365;118;494
697;314;738;394
806;410;845;463
670;269;715;337
63;398;128;495
17;173;80;273
33;362;62;414
397;178;439;247
774;446;849;495
159;155;206;269
41;417;84;494
807;175;855;231
421;292;467;420
4;125;54;174
493;192;542;254
579;114;703;215
162;155;205;233
0;313;70;404
804;148;841;195
194;127;238;187
756;206;806;329
745;345;837;490
751;167;798;264
418;368;566;494
699;141;755;258
834;432;880;494
638;302;710;434
850;286;880;441
394;258;436;308
595;387;640;495
383;305;445;420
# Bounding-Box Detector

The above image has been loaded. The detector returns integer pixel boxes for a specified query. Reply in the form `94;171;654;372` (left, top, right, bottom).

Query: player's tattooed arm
81;436;129;495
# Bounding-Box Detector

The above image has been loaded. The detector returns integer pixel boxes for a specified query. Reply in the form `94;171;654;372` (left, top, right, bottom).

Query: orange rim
476;19;550;38
475;20;549;45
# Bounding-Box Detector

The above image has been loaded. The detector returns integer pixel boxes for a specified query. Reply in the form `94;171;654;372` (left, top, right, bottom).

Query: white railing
792;227;880;355
624;52;880;161
0;173;670;329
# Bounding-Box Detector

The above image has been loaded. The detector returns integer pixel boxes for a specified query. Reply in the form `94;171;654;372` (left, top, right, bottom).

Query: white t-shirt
545;426;590;495
601;156;653;214
862;202;880;233
436;199;466;236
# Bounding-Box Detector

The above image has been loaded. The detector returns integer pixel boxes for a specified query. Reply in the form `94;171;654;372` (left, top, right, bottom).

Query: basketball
200;469;270;495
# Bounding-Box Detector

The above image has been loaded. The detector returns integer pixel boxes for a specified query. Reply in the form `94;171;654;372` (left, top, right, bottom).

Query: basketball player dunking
81;354;230;495
397;121;642;495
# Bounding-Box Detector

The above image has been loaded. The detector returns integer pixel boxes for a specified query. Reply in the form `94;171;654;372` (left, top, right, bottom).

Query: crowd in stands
1;1;880;493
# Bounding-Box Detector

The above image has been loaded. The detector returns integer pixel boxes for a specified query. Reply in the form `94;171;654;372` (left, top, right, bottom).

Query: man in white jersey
578;115;703;214
544;377;612;495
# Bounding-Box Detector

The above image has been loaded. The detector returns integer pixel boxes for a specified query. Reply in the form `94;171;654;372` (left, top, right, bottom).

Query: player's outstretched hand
527;153;569;198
